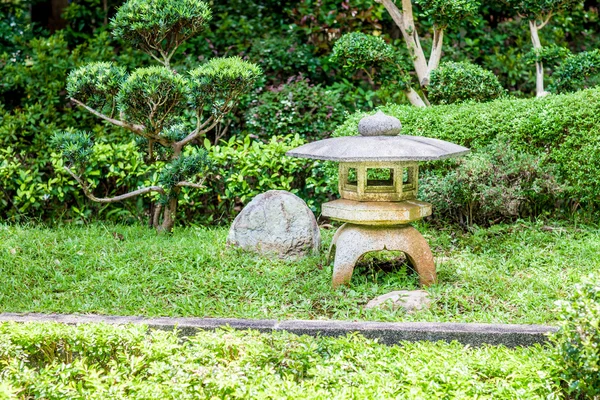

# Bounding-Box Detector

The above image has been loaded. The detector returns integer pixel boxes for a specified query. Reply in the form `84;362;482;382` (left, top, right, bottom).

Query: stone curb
0;313;558;348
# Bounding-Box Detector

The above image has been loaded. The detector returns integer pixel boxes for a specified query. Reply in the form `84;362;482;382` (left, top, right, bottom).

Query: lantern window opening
346;168;358;185
366;168;394;187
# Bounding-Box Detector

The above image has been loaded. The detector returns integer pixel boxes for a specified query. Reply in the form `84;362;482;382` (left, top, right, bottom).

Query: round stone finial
358;111;402;136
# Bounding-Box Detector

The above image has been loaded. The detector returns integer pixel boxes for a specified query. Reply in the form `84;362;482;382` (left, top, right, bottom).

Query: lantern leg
330;224;437;288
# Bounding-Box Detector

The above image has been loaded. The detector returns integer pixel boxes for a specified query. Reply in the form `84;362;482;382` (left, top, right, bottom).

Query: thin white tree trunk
426;26;444;85
405;88;427;107
378;0;429;87
529;20;549;97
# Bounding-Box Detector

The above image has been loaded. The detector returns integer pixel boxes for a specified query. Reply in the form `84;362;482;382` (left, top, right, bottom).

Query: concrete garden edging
0;313;557;347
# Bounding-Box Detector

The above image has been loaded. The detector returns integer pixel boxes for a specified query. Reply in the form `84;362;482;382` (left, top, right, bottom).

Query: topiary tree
504;0;579;97
549;49;600;94
428;61;506;104
332;0;483;107
53;0;261;232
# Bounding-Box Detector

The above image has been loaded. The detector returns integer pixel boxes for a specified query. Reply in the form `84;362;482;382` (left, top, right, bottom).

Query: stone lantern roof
286;110;469;162
285;135;470;162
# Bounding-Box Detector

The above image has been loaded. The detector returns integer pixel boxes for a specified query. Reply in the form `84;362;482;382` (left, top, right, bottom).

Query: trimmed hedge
0;322;555;398
334;88;600;207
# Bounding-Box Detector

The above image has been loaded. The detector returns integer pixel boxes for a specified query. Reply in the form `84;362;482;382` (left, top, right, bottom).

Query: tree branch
426;26;445;84
71;98;145;134
65;165;165;204
176;179;206;190
404;87;427;107
174;116;219;149
537;11;553;30
377;0;429;87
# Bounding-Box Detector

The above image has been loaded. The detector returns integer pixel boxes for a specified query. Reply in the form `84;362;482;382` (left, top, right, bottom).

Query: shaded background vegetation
1;0;599;225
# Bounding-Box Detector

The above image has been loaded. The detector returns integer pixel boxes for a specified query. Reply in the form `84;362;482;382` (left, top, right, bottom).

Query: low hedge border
0;313;557;348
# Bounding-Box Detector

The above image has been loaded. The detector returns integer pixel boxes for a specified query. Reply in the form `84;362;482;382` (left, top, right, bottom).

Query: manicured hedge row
335;88;600;206
0;322;554;399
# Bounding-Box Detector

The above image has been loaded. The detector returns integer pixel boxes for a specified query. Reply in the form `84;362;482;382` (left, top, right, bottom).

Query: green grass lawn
1;222;598;324
0;322;556;399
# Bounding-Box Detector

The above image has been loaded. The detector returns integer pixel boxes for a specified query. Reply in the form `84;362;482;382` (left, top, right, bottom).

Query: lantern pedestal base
328;223;436;288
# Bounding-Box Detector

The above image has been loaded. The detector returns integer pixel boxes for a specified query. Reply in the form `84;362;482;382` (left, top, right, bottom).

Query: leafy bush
419;142;565;226
428;61;506;105
245;77;346;141
205;135;332;215
550;49;600;94
550;275;600;399
331;32;395;75
0;322;556;398
247;35;319;82
334;87;600;212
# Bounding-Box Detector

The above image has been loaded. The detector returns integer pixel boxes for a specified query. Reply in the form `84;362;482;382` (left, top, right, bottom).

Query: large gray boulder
227;190;320;258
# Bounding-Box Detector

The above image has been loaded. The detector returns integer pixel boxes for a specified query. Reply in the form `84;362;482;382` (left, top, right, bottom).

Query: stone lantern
286;112;469;288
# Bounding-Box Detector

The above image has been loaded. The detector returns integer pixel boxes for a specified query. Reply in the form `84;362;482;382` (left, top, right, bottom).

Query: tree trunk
405;88;427;107
529;20;549;97
157;197;178;233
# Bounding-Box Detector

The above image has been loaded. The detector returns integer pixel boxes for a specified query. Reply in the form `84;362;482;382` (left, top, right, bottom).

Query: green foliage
504;0;580;19
247;36;319;82
334;88;600;210
189;57;262;116
0;322;556;398
551;275;600;398
419;142;565;225
117;66;189;133
331;32;412;92
331;32;395;75
207;135;331;212
550;49;600;93
245;77;346;141
414;0;481;27
428;61;506;104
523;44;570;66
158;151;210;195
111;0;212;64
66;62;127;116
51;131;95;165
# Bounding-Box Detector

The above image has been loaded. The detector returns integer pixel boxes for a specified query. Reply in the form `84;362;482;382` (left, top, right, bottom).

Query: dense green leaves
117;66;189;133
551;275;600;398
158;151;210;194
331;32;395;75
503;0;580;19
419;142;564;225
428;61;506;104
51;131;95;165
67;62;127;116
550;49;600;93
111;0;212;65
0;322;556;399
245;78;346;141
189;57;261;117
415;0;481;27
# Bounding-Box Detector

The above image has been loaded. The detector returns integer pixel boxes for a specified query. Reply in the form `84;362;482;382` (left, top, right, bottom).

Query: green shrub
550;275;600;399
205;135;332;215
334;88;600;211
245;77;346;141
247;36;319;82
0;322;556;398
428;61;506;105
331;32;395;75
550;49;600;94
419;142;565;226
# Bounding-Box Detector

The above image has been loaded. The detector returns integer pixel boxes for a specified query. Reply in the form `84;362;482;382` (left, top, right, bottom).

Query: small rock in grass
365;290;431;312
227;190;320;259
